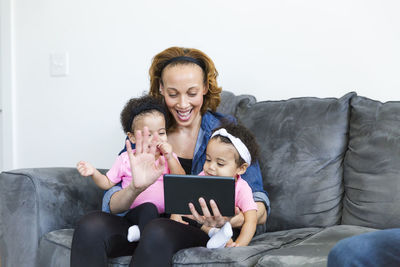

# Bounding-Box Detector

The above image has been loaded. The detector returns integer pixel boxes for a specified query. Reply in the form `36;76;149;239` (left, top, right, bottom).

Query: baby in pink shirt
171;123;259;248
77;95;184;242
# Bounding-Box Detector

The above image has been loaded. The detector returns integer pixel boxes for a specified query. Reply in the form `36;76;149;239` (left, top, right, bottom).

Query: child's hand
170;214;189;225
226;239;239;247
76;161;95;177
157;142;173;160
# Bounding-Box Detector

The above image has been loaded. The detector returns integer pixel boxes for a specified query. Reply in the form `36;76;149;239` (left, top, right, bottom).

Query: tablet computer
164;174;235;216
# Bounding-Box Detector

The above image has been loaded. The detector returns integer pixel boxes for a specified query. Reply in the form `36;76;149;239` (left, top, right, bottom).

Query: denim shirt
102;111;270;215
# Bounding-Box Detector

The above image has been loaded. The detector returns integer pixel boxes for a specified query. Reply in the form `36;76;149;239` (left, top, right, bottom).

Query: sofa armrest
0;167;104;267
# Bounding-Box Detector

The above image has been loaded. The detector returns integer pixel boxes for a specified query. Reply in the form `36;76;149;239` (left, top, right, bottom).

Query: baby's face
203;138;242;178
131;112;168;145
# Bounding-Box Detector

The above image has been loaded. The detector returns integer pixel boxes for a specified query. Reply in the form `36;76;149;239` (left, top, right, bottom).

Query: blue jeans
328;228;400;267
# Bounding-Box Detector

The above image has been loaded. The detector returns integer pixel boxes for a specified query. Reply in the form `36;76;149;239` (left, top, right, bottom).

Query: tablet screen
164;174;235;216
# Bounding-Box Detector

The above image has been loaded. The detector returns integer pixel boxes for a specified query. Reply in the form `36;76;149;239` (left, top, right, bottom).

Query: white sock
206;222;233;249
127;225;140;242
208;227;220;238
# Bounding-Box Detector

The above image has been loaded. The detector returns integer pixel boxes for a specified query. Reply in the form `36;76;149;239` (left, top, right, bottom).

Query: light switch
50;52;69;77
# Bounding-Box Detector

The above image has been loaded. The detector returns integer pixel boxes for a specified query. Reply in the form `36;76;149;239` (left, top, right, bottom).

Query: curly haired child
171;122;259;248
77;95;185;242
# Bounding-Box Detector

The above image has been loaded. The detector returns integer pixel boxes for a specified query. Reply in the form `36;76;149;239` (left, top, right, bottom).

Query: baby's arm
158;142;185;174
230;209;257;247
77;161;116;190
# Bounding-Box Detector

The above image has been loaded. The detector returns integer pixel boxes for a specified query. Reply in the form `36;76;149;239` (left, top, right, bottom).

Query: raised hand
188;197;229;228
76;161;95;177
126;127;165;192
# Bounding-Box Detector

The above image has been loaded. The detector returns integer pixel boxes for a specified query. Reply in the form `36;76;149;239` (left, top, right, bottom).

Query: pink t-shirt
106;151;177;214
198;171;258;212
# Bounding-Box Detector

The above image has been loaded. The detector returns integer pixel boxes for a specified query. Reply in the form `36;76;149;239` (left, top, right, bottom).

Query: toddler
77;95;185;242
171;123;259;248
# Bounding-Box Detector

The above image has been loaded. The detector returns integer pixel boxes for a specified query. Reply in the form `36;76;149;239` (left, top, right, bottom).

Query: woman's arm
241;161;270;224
230;202;267;227
229;209;257;247
109;185;142;214
256;202;267;224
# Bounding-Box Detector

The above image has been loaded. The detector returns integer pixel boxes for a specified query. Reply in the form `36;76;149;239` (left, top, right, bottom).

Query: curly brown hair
120;95;168;134
211;122;259;166
148;47;222;117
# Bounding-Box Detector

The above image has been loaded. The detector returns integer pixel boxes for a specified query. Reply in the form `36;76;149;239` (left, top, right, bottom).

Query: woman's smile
161;64;206;127
176;108;193;121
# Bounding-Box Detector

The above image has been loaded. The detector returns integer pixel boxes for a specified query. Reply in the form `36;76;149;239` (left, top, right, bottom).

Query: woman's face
160;64;207;127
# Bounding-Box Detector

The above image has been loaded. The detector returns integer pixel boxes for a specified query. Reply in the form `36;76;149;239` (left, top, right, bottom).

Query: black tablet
164;174;235;216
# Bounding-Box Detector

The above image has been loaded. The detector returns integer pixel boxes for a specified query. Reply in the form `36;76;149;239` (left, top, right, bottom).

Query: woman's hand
188;197;229;228
126;127;165;192
170;214;189;225
226;239;238;247
229;207;245;228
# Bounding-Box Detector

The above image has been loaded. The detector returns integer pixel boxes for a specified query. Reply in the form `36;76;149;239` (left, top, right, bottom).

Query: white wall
2;0;400;170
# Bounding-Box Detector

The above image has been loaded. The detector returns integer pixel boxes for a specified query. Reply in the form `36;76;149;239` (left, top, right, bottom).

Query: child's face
128;112;168;146
203;138;248;178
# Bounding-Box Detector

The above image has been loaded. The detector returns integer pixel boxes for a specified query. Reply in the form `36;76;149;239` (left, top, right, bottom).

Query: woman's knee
142;218;172;240
74;211;117;240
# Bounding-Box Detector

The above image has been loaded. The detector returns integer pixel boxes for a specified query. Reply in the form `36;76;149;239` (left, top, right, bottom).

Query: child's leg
124;203;159;242
206;222;233;249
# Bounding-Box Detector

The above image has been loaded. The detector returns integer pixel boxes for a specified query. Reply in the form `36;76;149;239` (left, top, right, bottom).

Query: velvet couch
1;91;400;267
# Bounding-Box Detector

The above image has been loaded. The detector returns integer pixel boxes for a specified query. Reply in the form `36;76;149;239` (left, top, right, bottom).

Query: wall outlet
50;52;69;77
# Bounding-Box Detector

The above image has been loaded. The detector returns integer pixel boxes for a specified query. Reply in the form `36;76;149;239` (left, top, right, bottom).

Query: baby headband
211;128;252;165
161;56;205;72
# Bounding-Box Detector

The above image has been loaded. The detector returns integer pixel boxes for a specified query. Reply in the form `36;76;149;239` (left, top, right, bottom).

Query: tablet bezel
163;174;235;216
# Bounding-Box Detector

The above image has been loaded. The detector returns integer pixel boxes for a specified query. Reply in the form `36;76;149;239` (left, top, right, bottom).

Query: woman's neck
168;114;202;159
171;113;202;135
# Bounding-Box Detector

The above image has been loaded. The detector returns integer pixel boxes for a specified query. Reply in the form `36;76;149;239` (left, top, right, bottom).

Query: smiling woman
70;47;270;267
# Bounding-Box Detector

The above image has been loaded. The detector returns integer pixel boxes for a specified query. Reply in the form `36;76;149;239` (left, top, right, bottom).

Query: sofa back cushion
342;96;400;229
219;91;355;232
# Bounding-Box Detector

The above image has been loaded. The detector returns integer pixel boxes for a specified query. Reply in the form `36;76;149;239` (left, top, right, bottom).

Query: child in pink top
171;123;259;248
77;95;185;242
197;171;257;214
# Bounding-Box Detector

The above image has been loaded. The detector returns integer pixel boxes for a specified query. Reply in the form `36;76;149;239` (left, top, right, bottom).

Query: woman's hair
120;95;168;133
211;122;259;166
148;47;222;116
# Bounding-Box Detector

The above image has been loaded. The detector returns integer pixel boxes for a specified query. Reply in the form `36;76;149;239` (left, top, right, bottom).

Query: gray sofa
1;91;400;267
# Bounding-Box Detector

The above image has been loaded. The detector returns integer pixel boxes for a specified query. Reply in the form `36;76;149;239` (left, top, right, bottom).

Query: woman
71;47;270;267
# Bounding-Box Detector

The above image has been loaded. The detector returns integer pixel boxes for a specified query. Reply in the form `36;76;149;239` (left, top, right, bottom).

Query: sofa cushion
254;225;377;267
172;227;322;266
233;92;356;232
38;227;323;267
342;96;400;229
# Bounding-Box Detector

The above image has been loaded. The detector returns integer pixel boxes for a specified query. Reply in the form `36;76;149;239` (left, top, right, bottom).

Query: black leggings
124;202;159;233
70;210;209;267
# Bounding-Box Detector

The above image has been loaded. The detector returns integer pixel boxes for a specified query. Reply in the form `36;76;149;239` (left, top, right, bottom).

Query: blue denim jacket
102;111;270;215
